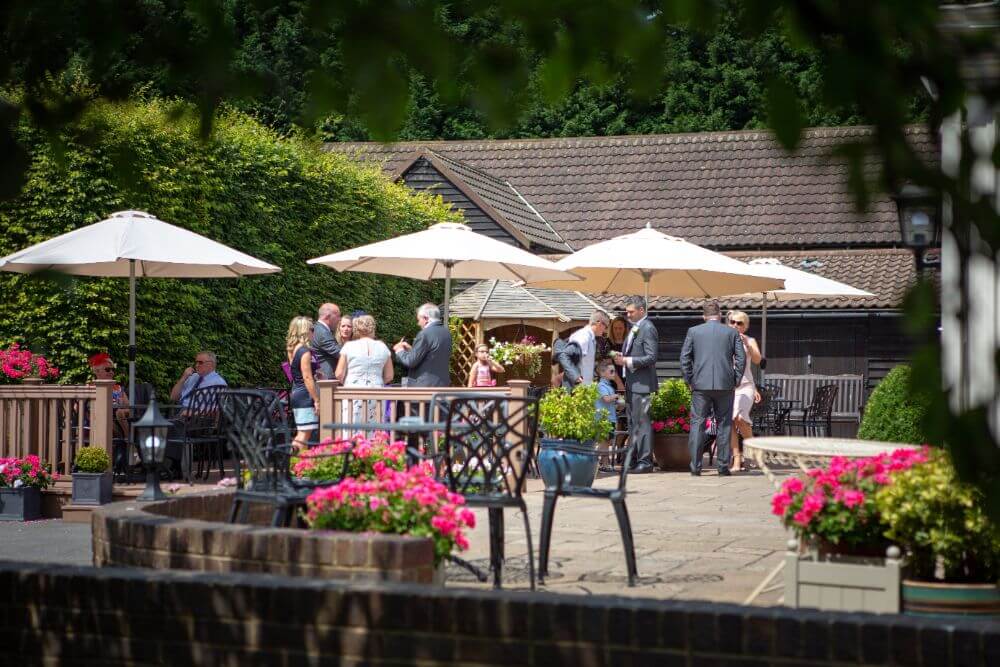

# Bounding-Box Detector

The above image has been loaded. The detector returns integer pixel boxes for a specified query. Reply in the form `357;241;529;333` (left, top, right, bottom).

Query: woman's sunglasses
728;320;747;327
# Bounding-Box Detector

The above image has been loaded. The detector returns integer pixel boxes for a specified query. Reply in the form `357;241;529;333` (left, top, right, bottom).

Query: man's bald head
318;303;341;327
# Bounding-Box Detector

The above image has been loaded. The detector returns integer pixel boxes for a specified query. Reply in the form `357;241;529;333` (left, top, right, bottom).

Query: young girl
468;343;505;387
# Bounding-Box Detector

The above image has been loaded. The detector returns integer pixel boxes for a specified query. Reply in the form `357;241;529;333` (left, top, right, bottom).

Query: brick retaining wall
0;561;997;665
92;490;436;583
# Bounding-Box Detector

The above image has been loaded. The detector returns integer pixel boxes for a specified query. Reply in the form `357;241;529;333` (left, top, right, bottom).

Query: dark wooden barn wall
401;158;519;246
651;314;914;391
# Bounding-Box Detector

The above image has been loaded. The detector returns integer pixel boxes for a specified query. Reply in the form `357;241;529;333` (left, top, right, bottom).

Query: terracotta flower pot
652;432;689;471
902;579;1000;617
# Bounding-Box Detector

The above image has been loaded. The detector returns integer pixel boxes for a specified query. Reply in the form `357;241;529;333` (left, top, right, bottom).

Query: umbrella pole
760;293;767;385
129;260;136;407
442;261;454;322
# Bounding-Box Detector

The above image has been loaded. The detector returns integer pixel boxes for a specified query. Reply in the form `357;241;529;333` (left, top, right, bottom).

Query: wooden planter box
784;541;902;613
0;487;42;521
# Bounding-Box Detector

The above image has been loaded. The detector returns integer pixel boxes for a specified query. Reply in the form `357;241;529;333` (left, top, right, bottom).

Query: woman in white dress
728;310;762;471
334;315;393;423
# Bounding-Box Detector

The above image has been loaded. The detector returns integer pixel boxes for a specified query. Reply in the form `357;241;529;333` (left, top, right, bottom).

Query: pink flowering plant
0;343;60;384
292;432;407;482
305;461;476;564
771;447;931;550
0;455;58;490
650;379;692;434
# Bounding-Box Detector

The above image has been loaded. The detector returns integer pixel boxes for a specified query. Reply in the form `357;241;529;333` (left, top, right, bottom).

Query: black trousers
688;390;735;473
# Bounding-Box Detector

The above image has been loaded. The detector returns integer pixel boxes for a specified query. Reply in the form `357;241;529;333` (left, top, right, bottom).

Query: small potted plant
537;384;613;488
71;446;113;505
876;447;1000;616
649;379;692;470
0;455;58;521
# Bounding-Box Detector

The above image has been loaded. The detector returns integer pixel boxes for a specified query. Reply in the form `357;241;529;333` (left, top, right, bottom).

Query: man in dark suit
681;301;747;476
393;303;452;387
612;296;659;473
311;302;341;380
552;336;583;390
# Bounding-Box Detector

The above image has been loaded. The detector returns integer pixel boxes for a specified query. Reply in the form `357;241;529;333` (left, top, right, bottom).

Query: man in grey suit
680;301;747;476
393;303;452;387
311;302;342;380
612;296;659;473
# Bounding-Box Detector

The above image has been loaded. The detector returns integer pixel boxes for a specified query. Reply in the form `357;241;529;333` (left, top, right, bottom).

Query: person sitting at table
89;352;131;441
169;351;228;408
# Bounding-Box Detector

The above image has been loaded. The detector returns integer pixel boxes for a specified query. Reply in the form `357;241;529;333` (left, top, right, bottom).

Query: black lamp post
133;393;171;501
892;184;941;270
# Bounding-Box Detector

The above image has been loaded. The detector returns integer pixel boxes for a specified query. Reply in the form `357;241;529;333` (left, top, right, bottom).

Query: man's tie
184;374;204;403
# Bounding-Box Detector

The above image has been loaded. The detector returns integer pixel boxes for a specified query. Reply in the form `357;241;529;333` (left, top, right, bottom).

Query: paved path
450;466;792;604
0;466;793;606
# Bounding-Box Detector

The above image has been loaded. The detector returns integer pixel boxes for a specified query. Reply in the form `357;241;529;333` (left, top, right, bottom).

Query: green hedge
857;365;929;444
0;99;456;393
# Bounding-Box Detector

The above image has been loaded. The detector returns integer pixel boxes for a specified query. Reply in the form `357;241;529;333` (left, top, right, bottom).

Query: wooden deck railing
0;379;114;477
316;380;531;441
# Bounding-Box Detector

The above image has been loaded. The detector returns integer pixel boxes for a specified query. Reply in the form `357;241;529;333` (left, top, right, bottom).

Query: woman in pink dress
728;310;761;471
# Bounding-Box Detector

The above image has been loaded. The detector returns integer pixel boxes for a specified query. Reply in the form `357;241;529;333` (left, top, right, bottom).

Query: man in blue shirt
169;351;228;408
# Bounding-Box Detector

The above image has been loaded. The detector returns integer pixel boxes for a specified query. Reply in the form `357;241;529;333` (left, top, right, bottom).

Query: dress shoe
630;462;654;474
718;468;732;477
690;470;701;477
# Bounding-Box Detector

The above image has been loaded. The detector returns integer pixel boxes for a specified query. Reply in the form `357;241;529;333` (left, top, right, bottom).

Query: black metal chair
538;436;639;587
785;384;839;436
171;385;228;483
221;389;346;527
431;392;540;590
749;384;776;436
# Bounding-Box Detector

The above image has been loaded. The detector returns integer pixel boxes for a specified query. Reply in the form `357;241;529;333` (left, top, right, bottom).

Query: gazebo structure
447;279;609;384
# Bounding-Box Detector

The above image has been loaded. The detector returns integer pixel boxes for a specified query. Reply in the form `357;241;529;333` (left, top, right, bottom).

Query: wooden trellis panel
449;319;482;386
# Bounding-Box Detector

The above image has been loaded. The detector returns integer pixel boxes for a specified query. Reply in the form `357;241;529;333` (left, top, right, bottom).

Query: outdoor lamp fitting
892;184;940;250
133;392;171;501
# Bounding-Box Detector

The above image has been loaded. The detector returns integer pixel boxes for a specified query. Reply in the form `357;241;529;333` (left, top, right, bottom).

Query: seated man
170;351;228;408
167;351;228;478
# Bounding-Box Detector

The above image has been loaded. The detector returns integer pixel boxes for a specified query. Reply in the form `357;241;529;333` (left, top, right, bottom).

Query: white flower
0;463;6;474
13;479;23;488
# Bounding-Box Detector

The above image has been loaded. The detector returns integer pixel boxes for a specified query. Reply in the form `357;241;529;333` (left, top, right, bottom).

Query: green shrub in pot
539;384;613;443
858;365;930;444
74;446;111;474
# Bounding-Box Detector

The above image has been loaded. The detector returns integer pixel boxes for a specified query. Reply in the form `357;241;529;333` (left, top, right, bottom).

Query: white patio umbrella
307;222;579;319
524;224;785;301
0;210;281;404
724;257;875;379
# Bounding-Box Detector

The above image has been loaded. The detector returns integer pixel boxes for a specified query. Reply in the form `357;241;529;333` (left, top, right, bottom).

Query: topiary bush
0;98;456;393
857;365;929;444
74;446;111;474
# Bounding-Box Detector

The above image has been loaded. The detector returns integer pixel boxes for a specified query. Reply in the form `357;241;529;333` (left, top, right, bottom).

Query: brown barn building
326;126;939;431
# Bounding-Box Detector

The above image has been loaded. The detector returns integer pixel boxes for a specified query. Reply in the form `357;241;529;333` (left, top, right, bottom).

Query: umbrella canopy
307;222;578;318
0;210;281;403
0;210;279;278
724;257;874;378
524;224;784;300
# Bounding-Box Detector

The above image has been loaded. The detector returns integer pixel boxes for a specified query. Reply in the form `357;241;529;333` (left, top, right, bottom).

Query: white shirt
569;325;597;384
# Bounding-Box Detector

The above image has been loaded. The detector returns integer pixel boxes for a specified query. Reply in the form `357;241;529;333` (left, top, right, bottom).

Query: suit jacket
623;318;659;395
310;321;340;380
552;338;583;391
396;321;451;387
680;320;746;391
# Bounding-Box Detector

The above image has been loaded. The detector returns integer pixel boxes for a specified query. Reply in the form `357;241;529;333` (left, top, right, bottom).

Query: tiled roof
449;279;607;321
418;151;571;253
593;248;924;311
326;126;938;250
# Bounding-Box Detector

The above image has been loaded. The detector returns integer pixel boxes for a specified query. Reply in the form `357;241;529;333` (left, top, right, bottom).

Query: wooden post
506;380;532;490
92;379;114;460
317;379;338;441
21;378;42;458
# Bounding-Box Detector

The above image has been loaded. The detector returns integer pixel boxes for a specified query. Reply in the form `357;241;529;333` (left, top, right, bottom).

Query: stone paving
448;464;793;605
0;464;794;606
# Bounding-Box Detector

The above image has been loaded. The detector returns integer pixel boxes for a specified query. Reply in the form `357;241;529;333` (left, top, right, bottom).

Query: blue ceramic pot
537;438;599;488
